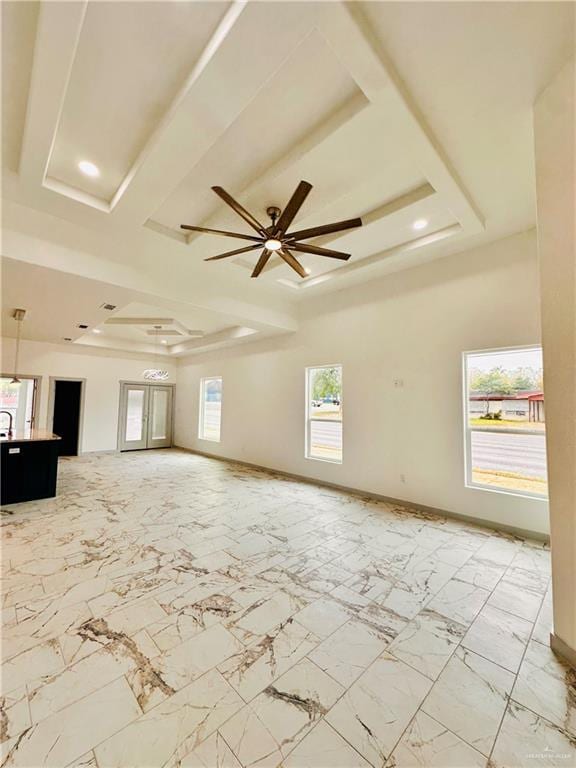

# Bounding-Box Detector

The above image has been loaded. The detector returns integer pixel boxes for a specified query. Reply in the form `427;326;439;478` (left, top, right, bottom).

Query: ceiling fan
180;181;362;278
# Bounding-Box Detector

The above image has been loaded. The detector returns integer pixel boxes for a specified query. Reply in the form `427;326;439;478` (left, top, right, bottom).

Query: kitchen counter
0;428;61;443
1;431;61;505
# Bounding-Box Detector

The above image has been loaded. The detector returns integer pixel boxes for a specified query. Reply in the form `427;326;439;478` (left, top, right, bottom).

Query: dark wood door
53;381;82;456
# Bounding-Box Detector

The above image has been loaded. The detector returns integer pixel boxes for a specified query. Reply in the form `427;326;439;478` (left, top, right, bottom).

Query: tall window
0;377;37;434
463;347;547;497
306;365;342;463
199;377;222;441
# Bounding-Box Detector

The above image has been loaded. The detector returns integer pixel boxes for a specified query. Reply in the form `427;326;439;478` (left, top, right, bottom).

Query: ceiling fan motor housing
266;206;282;226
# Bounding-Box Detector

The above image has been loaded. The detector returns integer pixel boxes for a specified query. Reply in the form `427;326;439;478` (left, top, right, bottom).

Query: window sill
305;454;342;465
465;480;548;502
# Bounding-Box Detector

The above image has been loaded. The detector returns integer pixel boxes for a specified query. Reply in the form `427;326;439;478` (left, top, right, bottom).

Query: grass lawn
469;418;545;431
472;468;547;495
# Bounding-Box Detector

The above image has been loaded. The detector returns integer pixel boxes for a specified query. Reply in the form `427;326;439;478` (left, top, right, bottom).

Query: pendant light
10;309;26;385
143;325;169;381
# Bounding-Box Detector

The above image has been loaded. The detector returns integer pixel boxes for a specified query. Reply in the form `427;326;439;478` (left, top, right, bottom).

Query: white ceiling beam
317;3;484;234
110;1;316;227
300;224;462;291
2;198;299;334
171;326;258;357
19;1;87;189
104;317;175;326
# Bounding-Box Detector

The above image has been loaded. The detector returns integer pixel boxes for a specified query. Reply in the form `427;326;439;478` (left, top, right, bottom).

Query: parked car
320;396;340;406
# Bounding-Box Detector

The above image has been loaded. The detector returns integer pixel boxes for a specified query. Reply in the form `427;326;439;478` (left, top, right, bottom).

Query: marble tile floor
0;449;574;768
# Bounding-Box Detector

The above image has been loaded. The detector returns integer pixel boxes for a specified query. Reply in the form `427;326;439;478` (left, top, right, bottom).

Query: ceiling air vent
77;323;89;329
100;303;117;311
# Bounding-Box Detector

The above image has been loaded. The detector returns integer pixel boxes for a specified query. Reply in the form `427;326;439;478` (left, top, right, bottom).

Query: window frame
0;373;41;432
305;363;343;464
198;376;222;443
462;345;548;500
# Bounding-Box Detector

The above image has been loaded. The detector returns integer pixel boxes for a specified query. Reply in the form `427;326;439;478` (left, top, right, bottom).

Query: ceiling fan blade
275;181;313;234
212;186;266;235
278;247;307;278
251;249;272;278
204;244;262;261
286;217;362;241
180;224;261;242
289;242;350;260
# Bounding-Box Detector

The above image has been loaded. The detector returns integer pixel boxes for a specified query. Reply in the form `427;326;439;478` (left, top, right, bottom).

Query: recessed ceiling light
92;328;101;334
412;218;428;231
161;340;167;345
304;268;311;275
78;160;100;178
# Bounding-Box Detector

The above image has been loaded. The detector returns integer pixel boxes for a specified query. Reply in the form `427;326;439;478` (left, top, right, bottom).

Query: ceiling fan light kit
181;181;362;279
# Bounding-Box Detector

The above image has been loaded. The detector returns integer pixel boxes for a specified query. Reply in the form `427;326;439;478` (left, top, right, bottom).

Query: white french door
119;384;173;451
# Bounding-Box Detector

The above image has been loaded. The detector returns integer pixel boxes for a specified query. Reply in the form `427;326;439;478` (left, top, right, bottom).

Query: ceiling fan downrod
266;206;282;229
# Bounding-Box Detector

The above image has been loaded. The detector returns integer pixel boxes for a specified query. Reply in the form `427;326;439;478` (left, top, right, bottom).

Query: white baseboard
550;632;576;670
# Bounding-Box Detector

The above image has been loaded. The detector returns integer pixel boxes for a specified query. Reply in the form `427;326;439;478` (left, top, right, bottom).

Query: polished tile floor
1;449;574;767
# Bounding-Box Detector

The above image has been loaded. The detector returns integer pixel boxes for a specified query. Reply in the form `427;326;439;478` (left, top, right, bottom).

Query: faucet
0;411;14;438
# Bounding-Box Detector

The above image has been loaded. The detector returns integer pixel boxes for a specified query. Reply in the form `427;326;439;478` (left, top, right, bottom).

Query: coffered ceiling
2;1;573;353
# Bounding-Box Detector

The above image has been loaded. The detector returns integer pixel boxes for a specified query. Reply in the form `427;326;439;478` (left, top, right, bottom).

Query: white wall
1;338;177;453
175;230;550;535
534;59;576;657
2;230;549;534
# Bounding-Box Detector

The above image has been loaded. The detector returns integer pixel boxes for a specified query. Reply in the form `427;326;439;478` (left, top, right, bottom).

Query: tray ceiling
47;2;230;202
2;0;573;349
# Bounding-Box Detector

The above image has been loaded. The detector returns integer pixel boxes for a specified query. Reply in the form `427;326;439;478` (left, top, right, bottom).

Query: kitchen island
1;429;61;505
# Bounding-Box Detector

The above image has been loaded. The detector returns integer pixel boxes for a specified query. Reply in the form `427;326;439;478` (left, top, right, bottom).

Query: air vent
63;337;72;342
100;303;117;311
77;323;89;329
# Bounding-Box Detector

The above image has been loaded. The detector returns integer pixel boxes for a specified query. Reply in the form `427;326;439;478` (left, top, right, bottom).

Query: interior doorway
48;378;85;456
118;382;173;451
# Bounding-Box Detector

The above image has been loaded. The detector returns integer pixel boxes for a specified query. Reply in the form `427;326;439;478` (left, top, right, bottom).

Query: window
306;365;342;463
199;377;222;441
0;376;38;435
463;347;547;497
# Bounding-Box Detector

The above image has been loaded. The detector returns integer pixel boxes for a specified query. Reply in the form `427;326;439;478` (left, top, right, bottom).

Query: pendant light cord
11;312;24;384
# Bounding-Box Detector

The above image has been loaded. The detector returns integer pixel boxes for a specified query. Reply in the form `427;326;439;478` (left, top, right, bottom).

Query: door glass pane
151;389;168;440
0;378;35;434
125;389;145;442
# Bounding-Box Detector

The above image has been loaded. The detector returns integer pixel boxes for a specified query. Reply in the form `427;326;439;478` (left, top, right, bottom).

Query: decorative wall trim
173;445;550;543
